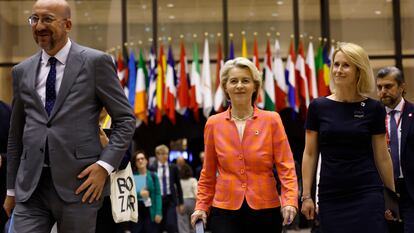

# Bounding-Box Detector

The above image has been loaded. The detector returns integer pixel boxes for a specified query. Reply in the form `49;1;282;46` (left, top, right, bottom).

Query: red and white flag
295;40;310;108
273;39;288;111
176;41;190;115
306;41;318;101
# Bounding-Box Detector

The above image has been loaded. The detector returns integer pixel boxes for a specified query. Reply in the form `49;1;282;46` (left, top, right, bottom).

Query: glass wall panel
330;0;394;55
0;0;124;102
71;1;122;52
0;68;12;103
402;59;414;102
125;0;152;57
157;0;222;60
0;1;37;63
228;0;293;59
299;0;320;43
0;0;123;64
401;0;414;54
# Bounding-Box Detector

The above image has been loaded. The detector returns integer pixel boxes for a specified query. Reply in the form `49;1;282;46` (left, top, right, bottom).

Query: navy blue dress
306;97;387;233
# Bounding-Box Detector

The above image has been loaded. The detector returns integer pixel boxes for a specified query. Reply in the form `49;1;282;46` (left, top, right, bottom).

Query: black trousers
158;195;178;233
209;199;282;233
96;196;117;233
388;178;414;233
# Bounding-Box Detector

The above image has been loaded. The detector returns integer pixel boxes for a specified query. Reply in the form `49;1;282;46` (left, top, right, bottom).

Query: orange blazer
195;107;298;212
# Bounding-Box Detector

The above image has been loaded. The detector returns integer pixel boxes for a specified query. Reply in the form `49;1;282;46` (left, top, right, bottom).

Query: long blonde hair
330;42;375;95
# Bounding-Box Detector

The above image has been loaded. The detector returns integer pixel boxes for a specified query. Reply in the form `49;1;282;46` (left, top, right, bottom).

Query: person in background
301;42;395;233
3;0;135;232
149;144;184;233
96;109;133;233
0;100;11;231
376;66;414;233
175;156;186;171
195;152;204;180
191;57;298;233
129;150;162;233
177;163;197;233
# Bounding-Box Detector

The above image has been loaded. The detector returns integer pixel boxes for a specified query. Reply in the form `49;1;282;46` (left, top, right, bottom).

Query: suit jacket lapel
49;43;84;119
27;52;48;117
401;101;414;157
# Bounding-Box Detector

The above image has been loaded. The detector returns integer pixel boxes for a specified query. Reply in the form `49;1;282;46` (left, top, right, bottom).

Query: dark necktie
389;110;400;178
45;57;57;116
162;164;167;196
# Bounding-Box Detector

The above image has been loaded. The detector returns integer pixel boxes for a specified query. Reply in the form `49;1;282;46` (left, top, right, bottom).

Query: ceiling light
167;3;174;8
168;15;175;20
375;10;382;15
277;1;284;5
272;13;279;17
23;10;30;14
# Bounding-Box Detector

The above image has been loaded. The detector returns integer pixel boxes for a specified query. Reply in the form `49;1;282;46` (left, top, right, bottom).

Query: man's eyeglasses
28;15;64;26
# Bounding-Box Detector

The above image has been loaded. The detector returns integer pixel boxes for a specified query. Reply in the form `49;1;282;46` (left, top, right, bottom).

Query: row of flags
113;36;335;126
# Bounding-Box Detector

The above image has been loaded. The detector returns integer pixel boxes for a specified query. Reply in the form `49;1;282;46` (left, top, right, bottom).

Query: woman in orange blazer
191;57;298;233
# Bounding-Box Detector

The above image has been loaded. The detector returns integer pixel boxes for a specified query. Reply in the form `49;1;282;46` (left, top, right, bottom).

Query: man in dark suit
377;66;414;232
150;144;184;233
0;101;11;231
2;1;135;232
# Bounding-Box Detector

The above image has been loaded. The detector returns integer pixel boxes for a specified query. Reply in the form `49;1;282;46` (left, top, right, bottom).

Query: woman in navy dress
301;42;396;233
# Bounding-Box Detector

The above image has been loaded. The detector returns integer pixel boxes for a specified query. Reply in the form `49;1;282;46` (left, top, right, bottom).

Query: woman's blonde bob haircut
330;42;375;95
220;57;262;104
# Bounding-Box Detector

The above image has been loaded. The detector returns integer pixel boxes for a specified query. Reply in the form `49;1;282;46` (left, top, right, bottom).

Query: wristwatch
300;195;312;202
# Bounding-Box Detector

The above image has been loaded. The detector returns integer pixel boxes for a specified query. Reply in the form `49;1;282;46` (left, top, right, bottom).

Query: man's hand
3;196;15;217
154;214;162;224
385;209;397;221
75;163;108;203
177;204;185;214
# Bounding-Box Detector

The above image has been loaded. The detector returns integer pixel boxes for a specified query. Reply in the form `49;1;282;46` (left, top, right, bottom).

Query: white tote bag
110;162;139;223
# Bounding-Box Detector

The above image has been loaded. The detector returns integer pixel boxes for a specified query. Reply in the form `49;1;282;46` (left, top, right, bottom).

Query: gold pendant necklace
232;112;253;121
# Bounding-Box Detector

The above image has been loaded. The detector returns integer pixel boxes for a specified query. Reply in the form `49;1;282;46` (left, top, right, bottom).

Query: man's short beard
382;96;397;107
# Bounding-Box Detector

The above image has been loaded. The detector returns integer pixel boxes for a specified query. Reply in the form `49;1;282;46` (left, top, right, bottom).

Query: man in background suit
377;66;414;233
150;144;184;233
2;0;135;232
0;100;11;231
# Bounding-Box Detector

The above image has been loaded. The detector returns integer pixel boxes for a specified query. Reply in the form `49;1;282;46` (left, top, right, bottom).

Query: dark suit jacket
149;162;184;205
401;100;414;201
0;101;11;155
7;42;136;203
0;101;11;230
